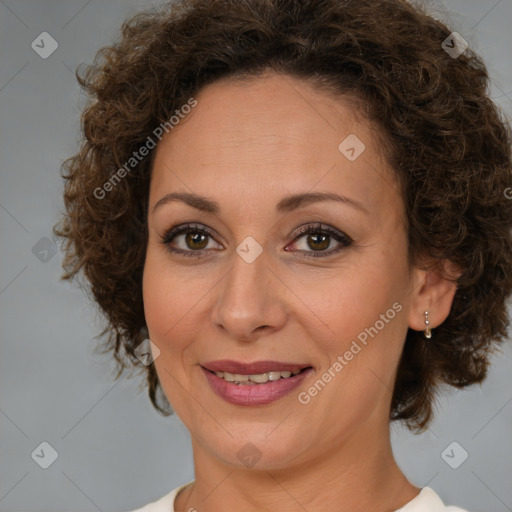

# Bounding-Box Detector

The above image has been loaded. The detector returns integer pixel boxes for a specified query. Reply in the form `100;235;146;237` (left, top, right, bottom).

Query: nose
211;248;287;342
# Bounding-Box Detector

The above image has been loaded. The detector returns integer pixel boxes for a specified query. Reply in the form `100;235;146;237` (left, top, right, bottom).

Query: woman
53;0;512;510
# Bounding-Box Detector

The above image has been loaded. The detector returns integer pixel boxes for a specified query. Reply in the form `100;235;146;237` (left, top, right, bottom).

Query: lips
201;359;314;406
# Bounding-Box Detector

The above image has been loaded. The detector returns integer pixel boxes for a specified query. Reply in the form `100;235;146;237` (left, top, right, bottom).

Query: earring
424;311;432;339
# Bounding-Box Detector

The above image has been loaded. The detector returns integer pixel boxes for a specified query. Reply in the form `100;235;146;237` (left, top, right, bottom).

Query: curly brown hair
53;0;512;431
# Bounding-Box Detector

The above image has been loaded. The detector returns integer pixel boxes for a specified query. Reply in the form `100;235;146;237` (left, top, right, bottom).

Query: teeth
214;369;301;384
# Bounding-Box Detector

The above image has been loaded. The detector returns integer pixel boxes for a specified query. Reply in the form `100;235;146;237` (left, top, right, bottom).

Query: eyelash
159;222;353;259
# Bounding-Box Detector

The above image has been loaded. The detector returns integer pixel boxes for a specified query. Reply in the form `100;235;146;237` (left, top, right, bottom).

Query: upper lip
202;359;311;374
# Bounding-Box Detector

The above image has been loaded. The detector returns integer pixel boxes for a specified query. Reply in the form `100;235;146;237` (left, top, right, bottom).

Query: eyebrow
152;191;368;215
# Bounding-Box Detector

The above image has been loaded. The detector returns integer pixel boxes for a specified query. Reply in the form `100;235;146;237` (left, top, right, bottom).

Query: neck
175;419;419;512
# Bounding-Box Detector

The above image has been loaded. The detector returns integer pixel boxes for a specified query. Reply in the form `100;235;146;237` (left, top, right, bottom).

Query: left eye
286;223;352;257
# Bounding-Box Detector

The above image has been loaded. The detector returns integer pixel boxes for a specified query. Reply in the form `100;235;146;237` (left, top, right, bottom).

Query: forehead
149;72;400;217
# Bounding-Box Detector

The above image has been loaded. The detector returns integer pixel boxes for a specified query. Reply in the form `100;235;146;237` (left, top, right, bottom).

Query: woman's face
143;72;423;469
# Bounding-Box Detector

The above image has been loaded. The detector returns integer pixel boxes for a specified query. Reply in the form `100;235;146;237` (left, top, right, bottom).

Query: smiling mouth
201;361;314;405
204;367;311;385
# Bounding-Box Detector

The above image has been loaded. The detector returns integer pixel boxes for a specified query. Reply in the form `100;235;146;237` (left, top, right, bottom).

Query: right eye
160;223;223;258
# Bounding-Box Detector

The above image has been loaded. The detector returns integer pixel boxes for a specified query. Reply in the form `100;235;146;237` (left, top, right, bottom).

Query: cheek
142;247;196;353
292;273;407;425
142;243;222;389
143;233;204;312
142;253;171;339
297;266;404;347
295;245;410;386
142;248;200;416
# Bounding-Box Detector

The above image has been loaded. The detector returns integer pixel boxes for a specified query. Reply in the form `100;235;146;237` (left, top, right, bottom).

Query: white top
126;483;470;511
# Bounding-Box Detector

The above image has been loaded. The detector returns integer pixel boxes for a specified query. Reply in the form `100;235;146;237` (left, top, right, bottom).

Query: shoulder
124;482;193;512
397;487;470;512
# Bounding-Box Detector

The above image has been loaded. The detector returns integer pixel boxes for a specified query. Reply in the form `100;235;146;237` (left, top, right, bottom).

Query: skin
142;71;458;512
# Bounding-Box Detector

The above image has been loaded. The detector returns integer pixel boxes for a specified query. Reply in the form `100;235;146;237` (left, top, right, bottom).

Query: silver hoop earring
424;311;432;339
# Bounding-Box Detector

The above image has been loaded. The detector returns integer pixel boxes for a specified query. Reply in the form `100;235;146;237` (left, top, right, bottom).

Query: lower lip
201;367;314;406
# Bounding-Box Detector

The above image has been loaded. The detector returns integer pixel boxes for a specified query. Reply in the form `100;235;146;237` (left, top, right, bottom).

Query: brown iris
307;233;330;251
186;232;208;250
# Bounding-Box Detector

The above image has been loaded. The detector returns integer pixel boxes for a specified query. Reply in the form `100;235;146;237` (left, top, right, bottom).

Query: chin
192;421;320;471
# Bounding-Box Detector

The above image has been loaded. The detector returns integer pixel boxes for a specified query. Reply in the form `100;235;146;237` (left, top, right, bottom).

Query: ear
407;259;461;333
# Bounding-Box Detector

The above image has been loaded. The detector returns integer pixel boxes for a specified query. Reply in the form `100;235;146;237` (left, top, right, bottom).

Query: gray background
1;0;511;511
